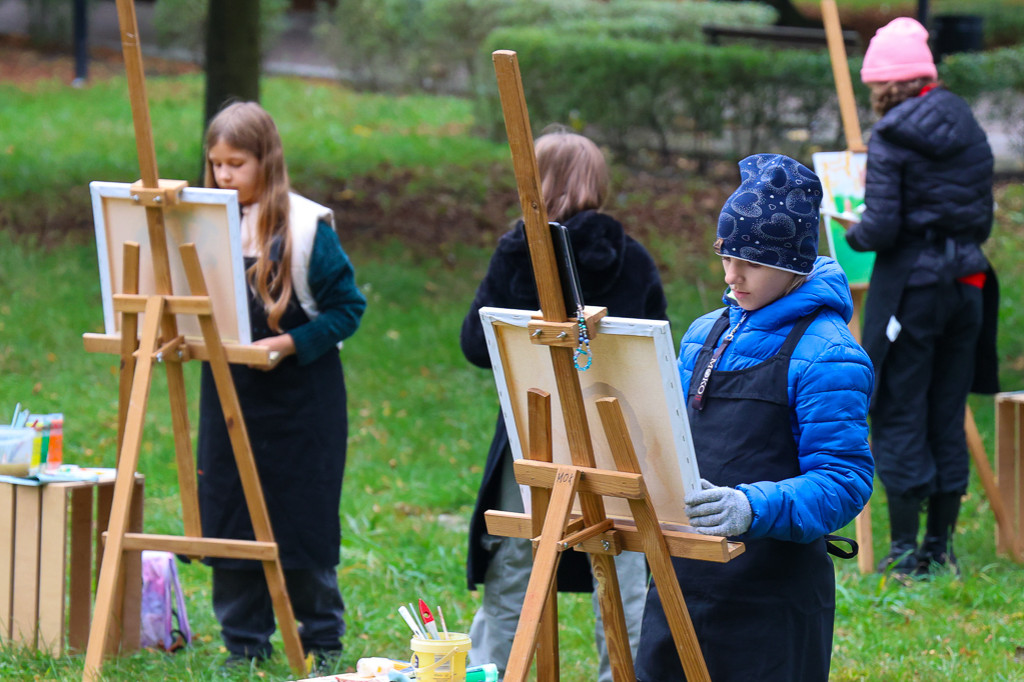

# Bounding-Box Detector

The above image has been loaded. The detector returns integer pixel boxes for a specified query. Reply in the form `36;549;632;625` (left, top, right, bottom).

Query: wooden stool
0;475;144;655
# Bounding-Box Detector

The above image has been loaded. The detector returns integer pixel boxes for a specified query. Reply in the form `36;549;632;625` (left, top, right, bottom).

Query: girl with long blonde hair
199;101;366;672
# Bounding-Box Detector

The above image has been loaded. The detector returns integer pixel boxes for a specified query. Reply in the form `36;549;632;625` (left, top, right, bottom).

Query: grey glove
685;478;752;537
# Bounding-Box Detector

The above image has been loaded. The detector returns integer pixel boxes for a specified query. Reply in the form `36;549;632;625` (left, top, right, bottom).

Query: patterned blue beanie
715;154;822;274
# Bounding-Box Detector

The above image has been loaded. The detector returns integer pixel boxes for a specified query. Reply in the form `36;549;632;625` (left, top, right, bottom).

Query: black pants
212;566;345;658
872;282;983;498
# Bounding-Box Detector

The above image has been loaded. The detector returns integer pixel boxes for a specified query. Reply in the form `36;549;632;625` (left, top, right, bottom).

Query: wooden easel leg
504;468;580;682
83;296;164;681
597;398;710;682
967;406;1022;562
845;285;875;574
165;361;202;539
120;477;145;652
590;553;635;682
180;244;305;675
117;242;141;452
527;389;559;681
854;505;874;574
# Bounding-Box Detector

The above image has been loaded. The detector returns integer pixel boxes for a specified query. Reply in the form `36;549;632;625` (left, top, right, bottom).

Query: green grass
0;73;509;233
2;70;1024;681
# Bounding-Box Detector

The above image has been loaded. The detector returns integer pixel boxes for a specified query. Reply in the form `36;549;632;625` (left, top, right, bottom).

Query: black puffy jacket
846;87;993;284
460;209;668;590
845;86;998;395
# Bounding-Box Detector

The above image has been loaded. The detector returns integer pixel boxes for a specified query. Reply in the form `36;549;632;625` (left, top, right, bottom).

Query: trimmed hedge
315;0;776;91
477;29;1024;163
937;0;1024;48
477;28;848;161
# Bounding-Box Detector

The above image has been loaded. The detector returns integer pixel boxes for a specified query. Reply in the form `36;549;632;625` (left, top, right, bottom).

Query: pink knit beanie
861;17;938;84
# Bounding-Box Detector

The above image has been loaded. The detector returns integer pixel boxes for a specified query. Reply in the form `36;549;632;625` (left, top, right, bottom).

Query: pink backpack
140;550;192;651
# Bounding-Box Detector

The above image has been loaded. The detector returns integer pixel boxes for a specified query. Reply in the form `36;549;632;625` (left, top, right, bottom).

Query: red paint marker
419;599;439;639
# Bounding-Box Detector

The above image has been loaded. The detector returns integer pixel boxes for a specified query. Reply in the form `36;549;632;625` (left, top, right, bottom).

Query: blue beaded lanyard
574;305;592;371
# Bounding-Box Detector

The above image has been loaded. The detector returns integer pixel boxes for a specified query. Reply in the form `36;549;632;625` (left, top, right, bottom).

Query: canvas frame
480;307;700;526
812;150;875;286
90;181;251;345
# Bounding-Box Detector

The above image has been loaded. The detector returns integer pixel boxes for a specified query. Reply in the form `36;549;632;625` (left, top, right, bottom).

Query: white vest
240;193;335;321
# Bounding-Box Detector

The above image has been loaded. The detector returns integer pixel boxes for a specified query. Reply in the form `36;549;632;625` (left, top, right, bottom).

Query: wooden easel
820;0;1022;569
77;0;306;679
486;50;744;682
821;0;874;575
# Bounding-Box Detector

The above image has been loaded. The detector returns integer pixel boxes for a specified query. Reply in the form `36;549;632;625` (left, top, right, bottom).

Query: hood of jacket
874;87;988;160
723;256;854;330
496;210;628;303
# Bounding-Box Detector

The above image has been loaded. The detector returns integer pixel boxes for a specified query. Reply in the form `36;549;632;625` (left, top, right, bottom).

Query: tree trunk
203;0;261;129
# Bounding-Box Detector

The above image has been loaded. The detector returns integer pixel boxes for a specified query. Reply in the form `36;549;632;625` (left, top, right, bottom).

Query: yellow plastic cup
410;632;471;682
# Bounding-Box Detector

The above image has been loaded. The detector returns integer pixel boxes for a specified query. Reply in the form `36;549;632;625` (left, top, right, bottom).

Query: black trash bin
932;14;984;62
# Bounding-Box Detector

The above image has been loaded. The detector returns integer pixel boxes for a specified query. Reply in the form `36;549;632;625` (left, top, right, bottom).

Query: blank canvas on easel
480;307;700;527
90;181;251;344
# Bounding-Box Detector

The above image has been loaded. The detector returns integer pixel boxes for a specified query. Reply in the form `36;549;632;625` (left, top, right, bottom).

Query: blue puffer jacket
679;256;874;542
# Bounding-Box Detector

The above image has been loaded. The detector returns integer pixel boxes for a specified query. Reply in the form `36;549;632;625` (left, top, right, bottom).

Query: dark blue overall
636;310;834;682
197;255;347;657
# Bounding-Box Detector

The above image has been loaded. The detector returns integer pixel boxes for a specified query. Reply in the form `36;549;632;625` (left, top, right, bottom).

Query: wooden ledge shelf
484;510;744;564
528;306;607;347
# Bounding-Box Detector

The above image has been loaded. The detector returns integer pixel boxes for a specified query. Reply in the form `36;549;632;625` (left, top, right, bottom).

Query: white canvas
480;307;700;526
90;182;251;345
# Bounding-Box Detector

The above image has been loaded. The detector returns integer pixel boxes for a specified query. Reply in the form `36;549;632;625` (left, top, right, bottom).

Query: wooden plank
504;468;580;682
996;396;1017;556
120;477;145;653
96;482;113;580
492;50;565;323
484;512;743;563
83;296;163;681
596;398;710;682
1018;401;1024;558
118;242;140;450
11;486;42;647
38;485;69;656
113;294;214;315
166;358;202;540
527;389;559;682
848;283;872;574
0;483;15;640
118;534;279;560
67;485;94;652
84;333;278;367
967;406;1021;562
589;551;635;682
514;460;646;499
821;0;865;152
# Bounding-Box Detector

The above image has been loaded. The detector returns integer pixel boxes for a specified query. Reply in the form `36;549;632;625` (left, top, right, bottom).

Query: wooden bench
702;24;861;52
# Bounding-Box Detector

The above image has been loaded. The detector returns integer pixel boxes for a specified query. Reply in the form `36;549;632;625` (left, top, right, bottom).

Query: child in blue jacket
635;154;874;681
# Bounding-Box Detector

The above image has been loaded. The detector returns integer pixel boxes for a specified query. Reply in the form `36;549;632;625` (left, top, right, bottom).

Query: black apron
197;257;348;570
636;310;834;682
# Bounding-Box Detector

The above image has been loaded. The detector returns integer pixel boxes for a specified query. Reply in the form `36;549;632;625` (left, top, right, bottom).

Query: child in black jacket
461;128;667;680
845;17;997;576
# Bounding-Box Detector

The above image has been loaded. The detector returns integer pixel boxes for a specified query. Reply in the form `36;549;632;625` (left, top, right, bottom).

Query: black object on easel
549;221;585;316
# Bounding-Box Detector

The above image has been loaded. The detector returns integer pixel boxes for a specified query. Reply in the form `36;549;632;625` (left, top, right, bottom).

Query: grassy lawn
1;68;1024;681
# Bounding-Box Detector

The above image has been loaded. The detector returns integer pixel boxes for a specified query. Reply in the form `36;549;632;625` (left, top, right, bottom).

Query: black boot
916;491;962;576
877;493;921;575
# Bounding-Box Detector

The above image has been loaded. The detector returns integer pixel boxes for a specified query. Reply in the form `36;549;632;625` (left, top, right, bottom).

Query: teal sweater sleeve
289;220;367;365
